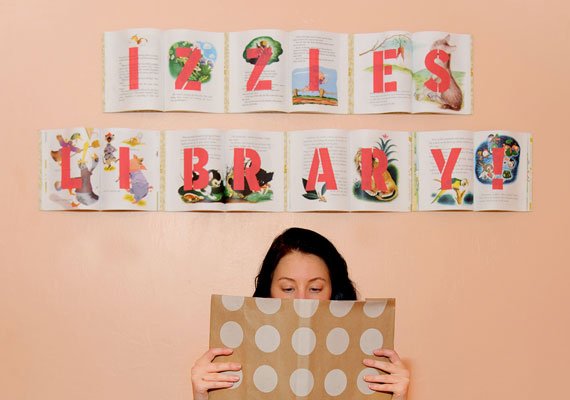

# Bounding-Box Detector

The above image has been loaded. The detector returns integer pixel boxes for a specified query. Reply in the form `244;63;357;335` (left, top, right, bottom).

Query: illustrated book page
98;128;160;211
353;31;413;114
411;31;472;114
164;129;226;211
223;130;285;212
162;30;225;113
288;30;349;114
415;130;474;211
41;127;103;210
228;30;289;113
209;295;395;400
473;131;532;211
104;28;163;112
348;130;412;211
287;129;350;211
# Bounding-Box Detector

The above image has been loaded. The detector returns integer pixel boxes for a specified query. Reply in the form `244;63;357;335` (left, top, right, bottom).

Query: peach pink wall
1;0;569;399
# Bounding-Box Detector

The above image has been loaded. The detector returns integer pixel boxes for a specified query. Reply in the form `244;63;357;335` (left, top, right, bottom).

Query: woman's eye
309;287;322;293
282;287;294;293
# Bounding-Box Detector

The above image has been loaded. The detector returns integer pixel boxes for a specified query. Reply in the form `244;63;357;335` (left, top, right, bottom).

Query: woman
191;227;410;399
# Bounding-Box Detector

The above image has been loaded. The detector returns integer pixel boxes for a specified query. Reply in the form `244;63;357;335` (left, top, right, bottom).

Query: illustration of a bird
130;35;147;45
432;178;469;204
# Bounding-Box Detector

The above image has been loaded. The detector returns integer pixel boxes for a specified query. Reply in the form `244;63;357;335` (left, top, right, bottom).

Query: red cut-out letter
233;148;261;191
373;49;398;93
175;48;202;91
246;47;273;91
306;148;337;191
119;147;131;189
361;148;388;192
309;48;320;91
129;47;139;90
183;148;209;190
424;49;450;93
60;147;82;190
431;148;462;190
492;147;505;190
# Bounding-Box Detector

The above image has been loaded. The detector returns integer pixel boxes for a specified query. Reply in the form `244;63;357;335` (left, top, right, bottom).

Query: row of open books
41;128;531;212
105;29;472;114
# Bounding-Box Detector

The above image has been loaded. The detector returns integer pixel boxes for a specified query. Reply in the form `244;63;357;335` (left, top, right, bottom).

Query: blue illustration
475;134;520;185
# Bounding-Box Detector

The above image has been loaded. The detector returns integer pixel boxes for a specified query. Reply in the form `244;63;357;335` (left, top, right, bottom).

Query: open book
40;129;531;212
104;29;471;114
414;131;532;211
40;127;160;211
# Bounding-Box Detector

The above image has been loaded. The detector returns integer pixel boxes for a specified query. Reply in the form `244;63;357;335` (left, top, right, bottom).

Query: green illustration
242;36;283;65
169;41;217;84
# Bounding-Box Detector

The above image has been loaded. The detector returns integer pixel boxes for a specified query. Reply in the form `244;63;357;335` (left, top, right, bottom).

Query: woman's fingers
202;372;241;383
206;361;242;373
362;348;410;398
197;347;234;364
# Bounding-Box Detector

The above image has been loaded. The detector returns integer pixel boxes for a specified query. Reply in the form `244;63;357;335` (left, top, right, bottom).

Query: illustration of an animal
422;35;463;111
128;155;152;204
73;154;100;207
178;169;225;203
50;133;81;164
432;178;469;204
103;132;118;171
130;35;147;45
354;148;398;201
226;160;273;199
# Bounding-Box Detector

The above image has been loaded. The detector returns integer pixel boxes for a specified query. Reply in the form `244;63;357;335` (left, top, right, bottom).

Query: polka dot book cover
209;295;395;399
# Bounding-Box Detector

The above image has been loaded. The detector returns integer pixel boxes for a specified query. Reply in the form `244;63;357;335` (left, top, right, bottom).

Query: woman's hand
363;348;410;400
191;348;242;400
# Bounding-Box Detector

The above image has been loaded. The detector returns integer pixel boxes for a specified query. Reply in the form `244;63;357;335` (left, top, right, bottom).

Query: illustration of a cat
424;35;463;111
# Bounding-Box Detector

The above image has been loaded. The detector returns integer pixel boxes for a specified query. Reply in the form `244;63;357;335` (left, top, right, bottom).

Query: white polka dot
363;300;388;318
255;325;280;353
221;370;243;390
359;328;383;355
219;321;243;349
324;369;347;396
221;295;244;311
326;327;350;355
329;301;354;317
289;368;314;397
357;368;378;395
253;365;278;393
293;299;319;318
255;297;281;314
291;327;316;356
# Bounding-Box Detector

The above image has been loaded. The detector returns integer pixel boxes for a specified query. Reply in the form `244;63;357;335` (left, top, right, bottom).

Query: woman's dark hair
253;227;358;300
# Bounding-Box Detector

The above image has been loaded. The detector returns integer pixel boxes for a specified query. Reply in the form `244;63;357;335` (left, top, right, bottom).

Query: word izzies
105;29;472;114
41;129;531;212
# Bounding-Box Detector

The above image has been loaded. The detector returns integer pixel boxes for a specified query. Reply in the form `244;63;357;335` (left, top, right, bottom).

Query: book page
99;128;160;210
348;130;412;211
288;31;349;114
473;131;532;211
353;32;413;114
287;130;349;211
224;130;285;211
104;29;163;112
415;131;474;211
41;128;102;211
164;129;225;211
162;30;225;112
411;32;472;114
228;30;289;113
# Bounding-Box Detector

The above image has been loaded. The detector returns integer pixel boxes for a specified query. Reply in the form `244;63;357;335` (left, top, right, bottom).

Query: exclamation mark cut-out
492;147;505;190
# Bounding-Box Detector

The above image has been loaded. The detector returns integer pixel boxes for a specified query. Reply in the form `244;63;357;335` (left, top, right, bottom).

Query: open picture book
104;28;471;114
40;128;531;212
